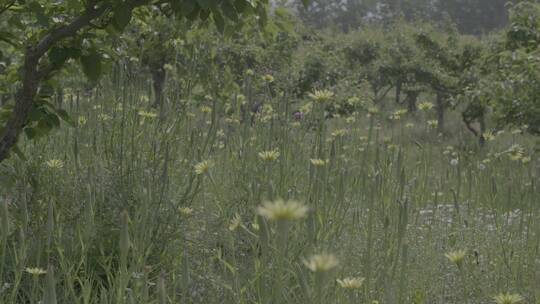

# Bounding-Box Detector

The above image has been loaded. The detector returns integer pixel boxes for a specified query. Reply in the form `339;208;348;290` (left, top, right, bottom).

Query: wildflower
228;213;242;231
478;163;486;171
521;156;531;164
245;69;254;76
482;131;496;141
138;110;158;118
427;120;438;128
45;159;64;169
418;102;434;111
346;116;356;124
257;199;308;221
178;207;194;216
337;277;365;289
389;109;408;120
493;293;524;304
200;106;212;114
194;160;213;175
331;129;348;138
450;159;459;166
405;122;415;128
258;150;280;162
508;144;525;161
25;267;47;276
262;74;274;83
293;111;304;121
303;253;339;272
310;158;327;166
308;89;334;103
78;116;87;126
367;107;379;115
445;250;466;269
98;113;112;121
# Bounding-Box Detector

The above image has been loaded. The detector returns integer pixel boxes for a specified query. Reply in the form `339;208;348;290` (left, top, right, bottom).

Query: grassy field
0;73;539;304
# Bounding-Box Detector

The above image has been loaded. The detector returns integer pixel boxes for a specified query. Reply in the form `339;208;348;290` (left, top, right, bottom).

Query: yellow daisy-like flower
45;159;64;169
418;102;434;111
482;131;496;141
445;250;466;268
178;207;194;216
493;293;524;304
200;106;212;114
310;158;328;166
303;253;339;272
331;129;348;138
308;89;334;104
427;120;438;128
257;199;308;221
337;277;365;289
194;160;213;175
138;110;158;118
258;150;280;162
262;74;274;83
228;213;242;231
25;267;47;276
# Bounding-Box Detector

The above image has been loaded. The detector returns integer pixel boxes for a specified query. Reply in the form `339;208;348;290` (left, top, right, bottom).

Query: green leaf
112;5;133;31
221;1;238;22
196;0;214;10
213;12;225;33
302;0;310;8
80;51;102;82
234;0;247;13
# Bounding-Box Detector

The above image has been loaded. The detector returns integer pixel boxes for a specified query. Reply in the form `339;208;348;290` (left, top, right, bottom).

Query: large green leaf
80;51;102;82
112;5;133;31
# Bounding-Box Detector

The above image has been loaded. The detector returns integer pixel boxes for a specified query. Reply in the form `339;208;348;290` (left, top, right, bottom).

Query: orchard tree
0;0;305;163
483;1;540;134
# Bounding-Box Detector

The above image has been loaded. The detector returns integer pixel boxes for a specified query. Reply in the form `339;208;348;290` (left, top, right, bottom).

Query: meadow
1;1;540;303
1;70;538;303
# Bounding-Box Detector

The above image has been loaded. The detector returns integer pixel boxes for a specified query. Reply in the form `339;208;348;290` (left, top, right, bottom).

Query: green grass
0;74;538;304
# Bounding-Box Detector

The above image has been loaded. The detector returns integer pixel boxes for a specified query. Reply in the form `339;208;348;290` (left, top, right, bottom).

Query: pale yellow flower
228;213;242;231
493;293;524;304
310;158;328;166
418;102;434;111
337;277;365;289
138;110;158;118
257;199;308;221
178;207;194;216
194;160;213;175
258;150;280;162
445;250;466;269
303;253;339;272
25;267;47;276
200;106;212;114
45;159;64;169
262;74;274;83
308;89;334;103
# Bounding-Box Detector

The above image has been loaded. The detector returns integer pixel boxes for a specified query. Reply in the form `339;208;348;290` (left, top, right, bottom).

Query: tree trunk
151;67;166;109
395;80;402;104
435;92;445;134
478;111;486;147
0;49;40;162
406;91;418;113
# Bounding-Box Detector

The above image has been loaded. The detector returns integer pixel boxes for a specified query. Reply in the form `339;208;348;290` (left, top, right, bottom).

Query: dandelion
493;293;524;304
310;158;327;166
228;213;242;231
262;74;274;83
507;144;525;161
258;150;280;162
25;267;47;276
427;120;438;128
303;253;339;272
482;131;496;141
194;160;213;175
331;129;348;138
308;89;334;103
45;159;64;169
178;207;194;216
257;199;308;221
389;109;408;120
445;250;466;269
418;102;434;111
138;110;158;119
78;116;87;126
337;277;365;289
200;106;212;114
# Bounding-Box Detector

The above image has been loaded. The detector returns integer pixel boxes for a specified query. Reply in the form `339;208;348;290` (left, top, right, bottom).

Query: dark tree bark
151;66;166;109
405;91;419;113
435;92;445;134
0;5;108;162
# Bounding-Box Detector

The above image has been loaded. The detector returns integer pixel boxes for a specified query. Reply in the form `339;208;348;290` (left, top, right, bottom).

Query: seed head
257;199;308;221
303;253;339;272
